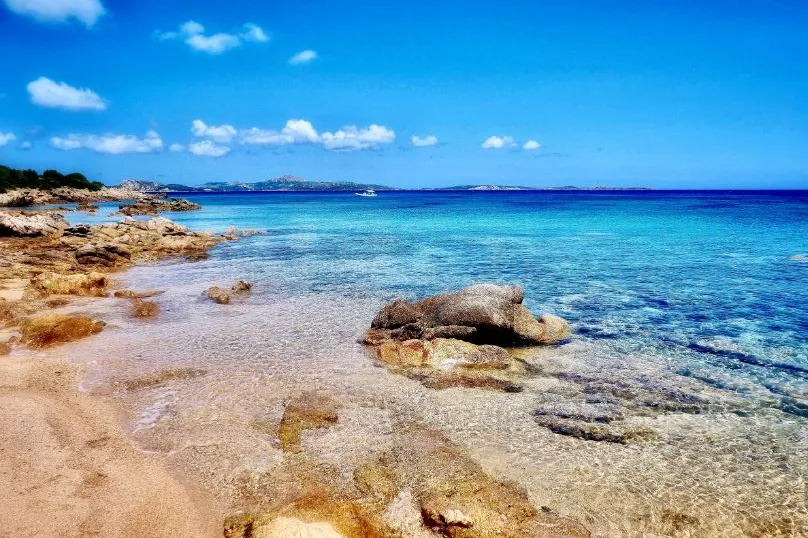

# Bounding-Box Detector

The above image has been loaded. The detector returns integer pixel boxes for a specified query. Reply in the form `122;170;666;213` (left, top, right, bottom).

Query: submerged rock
278;392;340;452
132;299;160;318
205;280;253;304
19;314;104;348
205;286;232;304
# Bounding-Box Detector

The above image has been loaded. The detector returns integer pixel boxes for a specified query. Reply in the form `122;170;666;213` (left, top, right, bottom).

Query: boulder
132;299;160;318
370;284;570;347
30;271;108;296
205;286;231;304
19;314;104;348
0;211;67;237
114;198;201;216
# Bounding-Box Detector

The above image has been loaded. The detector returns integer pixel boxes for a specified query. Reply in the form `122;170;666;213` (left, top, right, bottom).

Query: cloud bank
27;77;106;111
50;130;163;154
188;118;395;154
158;20;269;54
3;0;105;27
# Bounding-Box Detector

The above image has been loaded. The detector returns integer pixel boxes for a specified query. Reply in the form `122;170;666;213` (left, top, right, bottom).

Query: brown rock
369;284;570;347
113;289;162;299
132;299;160;318
232;280;252;295
0;342;10;355
205;286;231;304
278;392;340;452
30;271;108;296
19;314;104;348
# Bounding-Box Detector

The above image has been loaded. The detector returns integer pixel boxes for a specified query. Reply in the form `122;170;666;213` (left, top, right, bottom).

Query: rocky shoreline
0;200;599;536
0;186;151;207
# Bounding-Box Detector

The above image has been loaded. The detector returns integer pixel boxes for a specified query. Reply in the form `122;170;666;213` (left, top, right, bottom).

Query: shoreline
0;198;238;536
2;191;806;536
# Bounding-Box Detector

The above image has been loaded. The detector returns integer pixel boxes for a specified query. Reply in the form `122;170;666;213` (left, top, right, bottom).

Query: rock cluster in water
205;280;253;304
363;284;570;391
114;197;201;216
0;211;231;354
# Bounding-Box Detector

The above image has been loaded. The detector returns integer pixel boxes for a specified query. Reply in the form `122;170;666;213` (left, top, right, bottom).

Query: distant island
120;176;652;193
120;175;398;193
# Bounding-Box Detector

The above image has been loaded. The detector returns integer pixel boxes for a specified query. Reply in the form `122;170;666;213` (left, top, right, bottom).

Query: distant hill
119;175;397;192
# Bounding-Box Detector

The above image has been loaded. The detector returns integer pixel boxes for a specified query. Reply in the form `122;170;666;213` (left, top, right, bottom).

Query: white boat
355;189;377;197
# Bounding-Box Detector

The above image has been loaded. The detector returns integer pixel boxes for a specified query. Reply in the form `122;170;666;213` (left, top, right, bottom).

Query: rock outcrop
0;211;67;237
205;280;252;305
114;198;201;216
364;285;570;391
0;187;148;207
370;284;570;346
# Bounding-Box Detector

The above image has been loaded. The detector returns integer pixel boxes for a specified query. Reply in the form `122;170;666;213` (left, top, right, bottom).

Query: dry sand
0;351;219;537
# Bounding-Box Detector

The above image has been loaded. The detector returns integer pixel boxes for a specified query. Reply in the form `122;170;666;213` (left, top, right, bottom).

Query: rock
0;211;68;237
205;286;231;304
30;271;108;296
0;187;149;207
114;198;201;216
132;299;160;318
369;284;570;347
0;341;10;355
278;392;340;452
114;289;162;299
74;243;132;266
19;314;104;348
232;280;252;295
205;281;252;304
371;298;421;329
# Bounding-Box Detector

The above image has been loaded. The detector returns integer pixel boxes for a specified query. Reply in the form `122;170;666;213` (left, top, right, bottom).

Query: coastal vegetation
0;164;104;193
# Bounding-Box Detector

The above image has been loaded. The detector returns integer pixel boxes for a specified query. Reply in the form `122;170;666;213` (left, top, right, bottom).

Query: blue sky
1;0;807;188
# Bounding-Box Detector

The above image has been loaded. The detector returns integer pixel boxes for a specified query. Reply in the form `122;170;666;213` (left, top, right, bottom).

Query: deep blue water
77;190;808;413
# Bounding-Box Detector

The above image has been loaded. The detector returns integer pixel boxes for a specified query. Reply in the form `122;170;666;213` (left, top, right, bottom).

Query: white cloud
19;141;32;150
50;130;163;154
240;119;320;145
481;135;516;149
241;22;269;42
523;139;541;150
321;124;395;151
191;119;237;143
27;76;106;111
289;50;318;65
169;143;185;152
0;132;17;146
412;135;438;147
188;140;230;157
186;33;241;54
158;20;268;54
4;0;105;27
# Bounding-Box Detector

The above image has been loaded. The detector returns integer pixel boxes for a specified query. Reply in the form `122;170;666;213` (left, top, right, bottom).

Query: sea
57;190;807;536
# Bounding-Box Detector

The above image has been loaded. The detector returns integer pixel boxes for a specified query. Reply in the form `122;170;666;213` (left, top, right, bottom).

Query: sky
0;0;807;189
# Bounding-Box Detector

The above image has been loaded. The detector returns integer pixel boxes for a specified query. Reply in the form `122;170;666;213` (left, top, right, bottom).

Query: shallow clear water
62;191;808;536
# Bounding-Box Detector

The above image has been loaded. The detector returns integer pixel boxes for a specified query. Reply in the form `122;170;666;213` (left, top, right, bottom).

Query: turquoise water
104;190;808;410
64;191;808;535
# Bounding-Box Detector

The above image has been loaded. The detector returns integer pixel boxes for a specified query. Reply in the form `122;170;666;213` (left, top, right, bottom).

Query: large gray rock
370;284;570;346
0;211;67;237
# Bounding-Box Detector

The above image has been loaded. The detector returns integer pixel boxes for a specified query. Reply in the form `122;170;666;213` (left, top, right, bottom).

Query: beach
1;190;807;536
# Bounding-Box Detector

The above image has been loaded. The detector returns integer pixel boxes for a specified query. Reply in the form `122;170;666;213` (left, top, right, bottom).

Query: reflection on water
61;191;807;536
